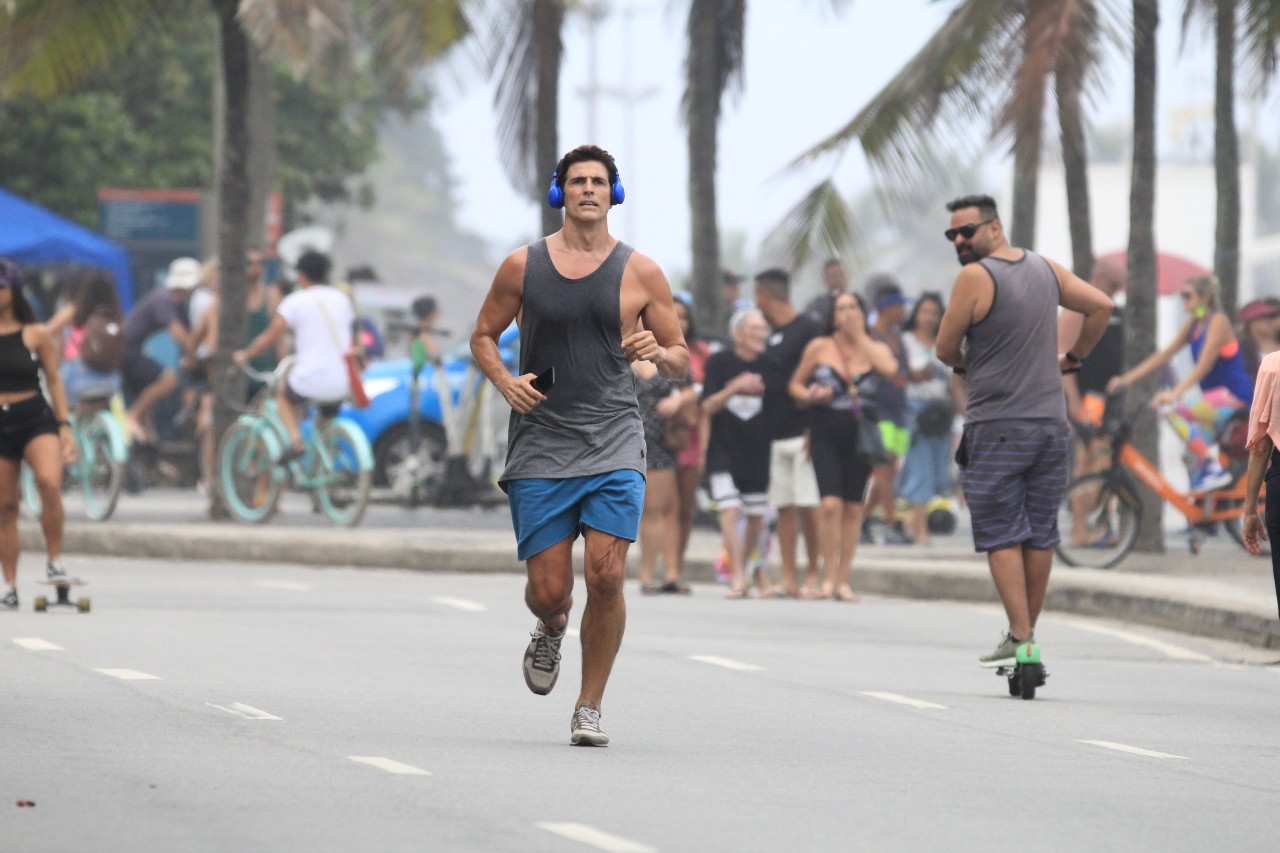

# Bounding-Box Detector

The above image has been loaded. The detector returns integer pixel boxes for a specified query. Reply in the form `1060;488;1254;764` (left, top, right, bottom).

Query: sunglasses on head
944;219;995;242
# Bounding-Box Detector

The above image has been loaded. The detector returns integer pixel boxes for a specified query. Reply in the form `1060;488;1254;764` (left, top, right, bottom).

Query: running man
470;144;688;747
935;194;1113;670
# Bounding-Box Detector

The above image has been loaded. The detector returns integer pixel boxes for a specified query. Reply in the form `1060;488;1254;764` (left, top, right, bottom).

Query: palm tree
683;0;744;333
485;0;565;238
1129;0;1163;552
783;0;1123;275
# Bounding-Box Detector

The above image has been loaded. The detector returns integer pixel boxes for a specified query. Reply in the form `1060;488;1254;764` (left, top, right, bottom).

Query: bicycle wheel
313;420;371;527
219;421;282;523
80;419;124;520
1055;472;1141;569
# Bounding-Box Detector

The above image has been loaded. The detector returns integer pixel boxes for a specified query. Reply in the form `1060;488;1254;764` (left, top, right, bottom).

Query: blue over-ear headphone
547;168;626;208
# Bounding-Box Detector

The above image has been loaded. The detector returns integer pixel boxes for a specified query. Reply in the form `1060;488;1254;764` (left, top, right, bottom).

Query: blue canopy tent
0;188;133;310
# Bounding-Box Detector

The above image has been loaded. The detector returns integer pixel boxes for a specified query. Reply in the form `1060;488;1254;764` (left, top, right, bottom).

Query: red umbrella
1096;250;1212;297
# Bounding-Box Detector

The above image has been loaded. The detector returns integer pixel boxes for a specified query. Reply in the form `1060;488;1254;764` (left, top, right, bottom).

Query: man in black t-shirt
755;268;824;598
702;308;774;597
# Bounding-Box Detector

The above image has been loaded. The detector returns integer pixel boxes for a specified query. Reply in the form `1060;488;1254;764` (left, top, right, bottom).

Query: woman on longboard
0;259;76;609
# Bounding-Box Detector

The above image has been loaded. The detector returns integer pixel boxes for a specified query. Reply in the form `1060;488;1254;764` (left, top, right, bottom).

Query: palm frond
237;0;354;79
0;0;174;98
487;0;563;200
1239;0;1280;93
763;179;864;271
363;0;479;98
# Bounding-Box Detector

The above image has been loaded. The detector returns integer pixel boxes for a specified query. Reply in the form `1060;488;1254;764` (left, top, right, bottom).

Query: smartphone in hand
532;366;556;394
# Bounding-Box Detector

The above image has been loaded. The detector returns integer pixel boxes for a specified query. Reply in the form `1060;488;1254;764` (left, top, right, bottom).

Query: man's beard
956;245;980;266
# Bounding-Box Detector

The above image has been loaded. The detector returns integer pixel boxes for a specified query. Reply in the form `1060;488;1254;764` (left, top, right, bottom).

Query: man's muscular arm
470;249;545;414
627;253;689;379
936;265;988;369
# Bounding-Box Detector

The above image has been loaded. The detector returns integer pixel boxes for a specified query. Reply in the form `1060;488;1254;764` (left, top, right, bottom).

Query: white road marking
252;580;311;591
1060;619;1213;662
535;822;657;853
95;668;162;681
860;691;947;710
1077;740;1189;760
13;637;63;651
348;756;431;775
430;596;488;612
689;654;762;672
208;702;283;720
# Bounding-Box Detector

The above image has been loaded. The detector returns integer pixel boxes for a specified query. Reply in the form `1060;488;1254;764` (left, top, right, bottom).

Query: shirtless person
470;144;689;747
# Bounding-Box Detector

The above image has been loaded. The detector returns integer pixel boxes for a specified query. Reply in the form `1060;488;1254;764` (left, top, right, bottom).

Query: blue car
340;325;519;489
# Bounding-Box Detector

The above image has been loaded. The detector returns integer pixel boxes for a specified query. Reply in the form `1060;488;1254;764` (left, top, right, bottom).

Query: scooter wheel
1020;664;1040;700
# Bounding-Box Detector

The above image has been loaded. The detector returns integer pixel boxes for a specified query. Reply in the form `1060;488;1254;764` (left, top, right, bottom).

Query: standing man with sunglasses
935;194;1113;676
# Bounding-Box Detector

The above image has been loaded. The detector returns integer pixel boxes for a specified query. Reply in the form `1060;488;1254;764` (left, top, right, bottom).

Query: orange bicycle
1055;389;1265;569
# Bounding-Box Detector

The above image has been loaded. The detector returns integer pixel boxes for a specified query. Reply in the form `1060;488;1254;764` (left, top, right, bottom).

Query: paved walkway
19;488;1280;649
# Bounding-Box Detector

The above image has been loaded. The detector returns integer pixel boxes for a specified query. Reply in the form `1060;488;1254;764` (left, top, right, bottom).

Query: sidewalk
20;488;1280;649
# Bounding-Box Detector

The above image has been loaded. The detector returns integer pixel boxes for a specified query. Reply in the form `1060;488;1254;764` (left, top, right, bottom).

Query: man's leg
275;384;304;451
525;534;576;634
1024;545;1053;630
578;527;629;709
125;368;177;442
987;545;1032;640
799;505;820;587
769;439;801;597
775;504;800;594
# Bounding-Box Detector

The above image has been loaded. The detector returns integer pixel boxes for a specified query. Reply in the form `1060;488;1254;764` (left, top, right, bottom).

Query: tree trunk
210;0;252;519
1008;10;1044;251
1214;0;1240;319
247;45;277;249
1128;0;1164;553
1057;70;1094;280
687;0;721;337
534;0;563;238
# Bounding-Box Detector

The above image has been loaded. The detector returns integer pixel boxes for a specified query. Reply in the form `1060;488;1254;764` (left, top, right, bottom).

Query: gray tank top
963;251;1067;425
500;238;645;483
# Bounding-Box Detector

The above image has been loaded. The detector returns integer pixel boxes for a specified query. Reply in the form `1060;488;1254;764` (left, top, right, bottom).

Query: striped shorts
957;420;1070;553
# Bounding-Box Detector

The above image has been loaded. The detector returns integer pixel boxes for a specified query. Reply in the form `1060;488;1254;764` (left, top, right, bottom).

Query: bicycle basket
1100;388;1127;439
1220;410;1250;462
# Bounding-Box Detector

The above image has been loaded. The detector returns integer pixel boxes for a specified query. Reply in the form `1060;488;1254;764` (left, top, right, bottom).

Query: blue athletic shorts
506;469;646;561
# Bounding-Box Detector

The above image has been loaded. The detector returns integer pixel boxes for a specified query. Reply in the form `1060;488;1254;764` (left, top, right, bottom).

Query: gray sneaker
522;619;565;695
570;702;609;747
2;588;17;609
979;630;1034;668
46;558;68;582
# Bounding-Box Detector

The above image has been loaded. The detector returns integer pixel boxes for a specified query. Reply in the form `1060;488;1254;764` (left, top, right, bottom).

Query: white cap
164;257;201;290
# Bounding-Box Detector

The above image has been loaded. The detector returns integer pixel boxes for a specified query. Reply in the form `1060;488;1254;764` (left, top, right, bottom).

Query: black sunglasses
944;219;995;242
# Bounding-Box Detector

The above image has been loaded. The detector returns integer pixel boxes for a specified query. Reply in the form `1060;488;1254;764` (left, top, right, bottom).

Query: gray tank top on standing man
963;251;1067;425
500;238;646;485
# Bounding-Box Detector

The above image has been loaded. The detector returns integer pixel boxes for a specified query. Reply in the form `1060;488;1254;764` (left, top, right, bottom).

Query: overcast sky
430;0;1262;288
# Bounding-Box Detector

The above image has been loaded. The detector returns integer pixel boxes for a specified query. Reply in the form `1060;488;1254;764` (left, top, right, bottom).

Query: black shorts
283;380;342;418
122;349;166;399
810;408;872;503
0;395;59;461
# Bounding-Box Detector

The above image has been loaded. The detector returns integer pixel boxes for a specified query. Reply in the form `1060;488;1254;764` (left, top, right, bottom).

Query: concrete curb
24;522;1280;650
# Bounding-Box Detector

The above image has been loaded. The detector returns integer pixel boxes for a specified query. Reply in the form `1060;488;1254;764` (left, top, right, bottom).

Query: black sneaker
2;589;17;609
522;619;565;695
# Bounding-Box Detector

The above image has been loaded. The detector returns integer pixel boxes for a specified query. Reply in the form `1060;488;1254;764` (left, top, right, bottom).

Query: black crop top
0;329;42;393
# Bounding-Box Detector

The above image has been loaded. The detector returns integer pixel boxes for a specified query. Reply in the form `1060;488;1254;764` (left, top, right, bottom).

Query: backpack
80;308;127;371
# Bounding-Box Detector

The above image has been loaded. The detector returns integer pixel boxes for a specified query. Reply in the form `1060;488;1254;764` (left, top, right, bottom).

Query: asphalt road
5;557;1279;852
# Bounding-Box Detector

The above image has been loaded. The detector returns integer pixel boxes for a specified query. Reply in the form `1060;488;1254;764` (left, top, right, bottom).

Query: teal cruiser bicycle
22;389;129;521
218;359;373;527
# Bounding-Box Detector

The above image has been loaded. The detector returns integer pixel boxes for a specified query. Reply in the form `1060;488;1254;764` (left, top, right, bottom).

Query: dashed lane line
535;822;657;853
348;756;431;775
1077;740;1189;760
208;702;283;720
430;596;488;612
252;580;312;591
689;655;762;672
95;668;162;681
13;637;63;651
860;691;947;710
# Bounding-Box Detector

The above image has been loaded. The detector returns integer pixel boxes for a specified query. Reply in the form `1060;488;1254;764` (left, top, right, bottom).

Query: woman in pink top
673;295;711;581
1242;349;1280;618
47;272;123;407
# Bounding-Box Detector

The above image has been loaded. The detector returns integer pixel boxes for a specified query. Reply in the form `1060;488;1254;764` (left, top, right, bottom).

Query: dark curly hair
554;144;619;189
